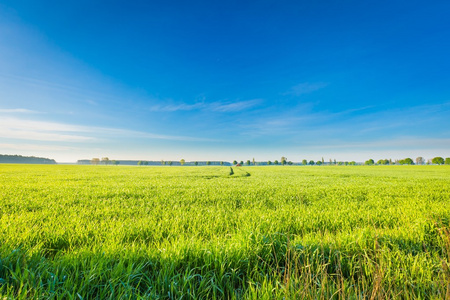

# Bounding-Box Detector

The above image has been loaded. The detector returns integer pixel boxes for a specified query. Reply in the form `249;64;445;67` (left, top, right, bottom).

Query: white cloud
0;117;95;142
0;117;93;133
303;137;450;150
148;99;261;113
0;117;216;143
95;127;216;142
210;99;261;112
148;102;204;112
240;100;450;139
0;108;40;113
0;143;75;151
0;128;95;142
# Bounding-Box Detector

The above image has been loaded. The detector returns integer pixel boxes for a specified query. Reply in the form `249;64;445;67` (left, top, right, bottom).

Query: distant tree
137;161;143;166
144;161;148;165
195;161;198;166
288;161;293;165
168;161;173;166
281;157;287;165
403;158;414;165
416;157;424;165
206;161;211;165
101;157;110;165
338;161;343;166
377;159;389;165
333;159;337;165
180;159;186;166
233;160;237;165
309;160;314;165
349;161;356;165
91;158;100;165
302;159;307;165
220;161;224;166
252;158;256;165
267;160;272;165
274;160;279;165
445;158;450;165
365;159;375;165
344;161;349;166
111;160;118;165
316;160;322;165
389;159;393;165
322;157;324;164
432;157;445;165
161;160;165;166
246;160;251;166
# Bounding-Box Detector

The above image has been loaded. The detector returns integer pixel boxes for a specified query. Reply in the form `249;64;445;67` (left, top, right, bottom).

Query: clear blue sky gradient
1;1;449;162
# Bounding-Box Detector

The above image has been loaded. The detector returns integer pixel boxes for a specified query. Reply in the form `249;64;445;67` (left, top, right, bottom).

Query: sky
1;1;450;163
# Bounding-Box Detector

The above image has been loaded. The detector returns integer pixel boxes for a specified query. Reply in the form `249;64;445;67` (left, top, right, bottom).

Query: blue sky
1;1;449;162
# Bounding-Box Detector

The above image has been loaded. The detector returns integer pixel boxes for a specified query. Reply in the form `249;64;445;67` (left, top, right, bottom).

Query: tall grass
0;165;449;298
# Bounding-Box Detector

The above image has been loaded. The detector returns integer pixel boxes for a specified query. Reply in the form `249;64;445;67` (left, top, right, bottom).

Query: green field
1;165;450;299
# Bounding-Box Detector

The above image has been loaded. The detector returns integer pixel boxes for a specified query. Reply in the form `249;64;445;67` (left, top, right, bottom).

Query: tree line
83;156;450;166
364;157;450;165
80;158;231;166
0;154;56;164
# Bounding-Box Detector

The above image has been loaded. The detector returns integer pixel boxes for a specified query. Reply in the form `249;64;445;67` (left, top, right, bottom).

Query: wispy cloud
86;99;98;106
284;82;328;96
0;128;95;142
149;99;261;113
237;101;450;142
210;99;261;112
0;108;40;113
0;117;95;141
293;136;450;161
302;137;450;150
149;102;204;112
0;72;125;108
94;127;217;142
0;117;216;143
0;143;75;151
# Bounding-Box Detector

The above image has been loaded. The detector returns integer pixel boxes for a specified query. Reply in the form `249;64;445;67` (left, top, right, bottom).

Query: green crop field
0;165;449;299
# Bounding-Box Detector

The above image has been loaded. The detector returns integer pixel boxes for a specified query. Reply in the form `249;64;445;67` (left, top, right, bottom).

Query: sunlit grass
1;165;449;298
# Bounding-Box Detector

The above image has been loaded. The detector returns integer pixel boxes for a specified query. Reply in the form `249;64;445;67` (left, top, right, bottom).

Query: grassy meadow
0;164;450;299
